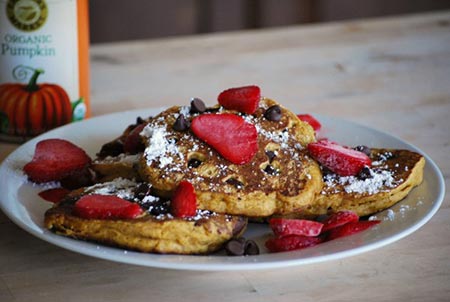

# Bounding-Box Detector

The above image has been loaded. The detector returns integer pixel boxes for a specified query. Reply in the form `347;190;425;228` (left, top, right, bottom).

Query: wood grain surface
1;11;449;302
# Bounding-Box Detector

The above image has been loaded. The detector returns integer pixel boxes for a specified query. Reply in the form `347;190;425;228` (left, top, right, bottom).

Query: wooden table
1;11;449;302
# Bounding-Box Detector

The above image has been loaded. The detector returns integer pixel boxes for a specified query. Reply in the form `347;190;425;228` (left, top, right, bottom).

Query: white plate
0;109;445;271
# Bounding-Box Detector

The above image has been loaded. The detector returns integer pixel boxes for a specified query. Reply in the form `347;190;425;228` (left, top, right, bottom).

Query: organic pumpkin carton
0;0;90;142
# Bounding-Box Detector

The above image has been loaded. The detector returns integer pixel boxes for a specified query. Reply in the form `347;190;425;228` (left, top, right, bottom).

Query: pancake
92;115;152;182
138;98;323;217
92;153;142;182
299;148;425;218
44;178;247;254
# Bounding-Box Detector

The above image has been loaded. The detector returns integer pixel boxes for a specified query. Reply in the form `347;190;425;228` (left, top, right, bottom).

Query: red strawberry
265;235;323;253
218;85;261;114
269;218;323;237
321;210;359;232
171;181;197;218
73;194;143;219
297;114;321;132
24;139;91;183
307;140;371;176
123;123;147;154
38;188;70;204
191;113;258;164
327;220;381;241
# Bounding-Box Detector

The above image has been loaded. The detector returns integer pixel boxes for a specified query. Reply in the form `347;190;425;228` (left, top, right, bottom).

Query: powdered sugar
32;181;61;190
179;105;191;117
142;125;182;169
257;127;291;149
386;209;395;220
343;170;395;194
242;114;257;125
142;194;159;203
372;152;393;166
84;177;138;200
323;168;397;195
369;200;423;222
153;209;217;221
368;209;395;221
242;112;301;152
190;209;218;221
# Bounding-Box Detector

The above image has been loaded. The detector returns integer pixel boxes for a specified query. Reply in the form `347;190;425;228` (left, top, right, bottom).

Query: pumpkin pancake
92;153;142;182
44;178;247;254
138;98;323;217
92;115;152;182
289;148;425;218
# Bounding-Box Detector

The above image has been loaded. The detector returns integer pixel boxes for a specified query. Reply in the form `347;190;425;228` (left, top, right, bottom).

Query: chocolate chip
264;164;278;175
264;105;282;121
134;183;152;200
190;98;206;114
358;166;372;180
225;238;260;256
97;140;124;158
142;198;169;215
173;114;189;131
60;167;96;190
321;166;334;176
244;240;260;255
225;238;246;256
225;178;244;189
205;106;221;113
136;116;145;124
149;200;170;216
188;158;202;168
354;145;371;157
59;195;80;206
265;150;276;162
149;206;163;216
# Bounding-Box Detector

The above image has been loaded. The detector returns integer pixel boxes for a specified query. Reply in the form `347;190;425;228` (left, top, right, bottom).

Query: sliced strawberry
123;123;147;154
191;113;258;164
265;235;323;253
23;139;91;183
171;181;197;218
218;85;261;114
327;220;381;241
307;140;371;176
321;210;359;232
297;114;321;132
38;188;70;204
269;218;323;237
73;194;143;219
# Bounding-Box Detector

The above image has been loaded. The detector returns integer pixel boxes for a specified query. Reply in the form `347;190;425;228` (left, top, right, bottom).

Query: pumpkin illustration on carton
0;65;84;138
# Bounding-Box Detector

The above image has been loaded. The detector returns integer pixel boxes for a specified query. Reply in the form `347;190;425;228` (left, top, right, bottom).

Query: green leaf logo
72;98;87;122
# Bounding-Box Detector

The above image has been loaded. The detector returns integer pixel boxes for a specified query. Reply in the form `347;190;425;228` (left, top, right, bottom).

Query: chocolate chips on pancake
264;105;282;121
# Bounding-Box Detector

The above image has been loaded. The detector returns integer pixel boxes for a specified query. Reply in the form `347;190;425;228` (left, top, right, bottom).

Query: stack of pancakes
44;98;425;254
